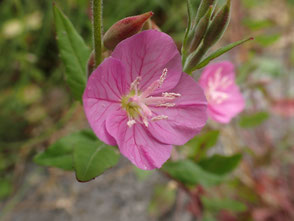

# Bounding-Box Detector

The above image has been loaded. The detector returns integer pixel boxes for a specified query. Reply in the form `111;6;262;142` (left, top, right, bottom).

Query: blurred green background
0;0;293;220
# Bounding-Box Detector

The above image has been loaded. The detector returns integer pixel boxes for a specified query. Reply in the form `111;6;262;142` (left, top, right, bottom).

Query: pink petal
208;86;245;123
83;57;127;145
199;61;235;86
112;30;182;95
106;109;172;170
84;57;128;101
147;74;208;145
198;61;245;124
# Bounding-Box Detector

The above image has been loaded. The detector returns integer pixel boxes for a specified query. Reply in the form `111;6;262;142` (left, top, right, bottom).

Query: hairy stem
92;0;103;67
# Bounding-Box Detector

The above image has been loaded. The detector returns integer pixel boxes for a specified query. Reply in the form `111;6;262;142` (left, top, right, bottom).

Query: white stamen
214;68;222;84
143;118;149;127
162;92;181;97
152;115;168;121
127;119;136;127
206;67;233;105
159;68;168;85
158;103;176;107
210;91;229;104
130;76;142;93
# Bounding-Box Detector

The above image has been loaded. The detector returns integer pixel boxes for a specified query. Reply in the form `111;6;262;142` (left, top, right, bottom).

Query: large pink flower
83;30;207;170
198;61;245;124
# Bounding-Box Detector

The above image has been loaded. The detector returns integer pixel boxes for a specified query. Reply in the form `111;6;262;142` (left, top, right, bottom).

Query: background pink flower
83;30;207;170
198;61;245;124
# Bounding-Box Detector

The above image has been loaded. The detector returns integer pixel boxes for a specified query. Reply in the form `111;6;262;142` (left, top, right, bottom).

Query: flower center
121;68;181;127
206;68;232;105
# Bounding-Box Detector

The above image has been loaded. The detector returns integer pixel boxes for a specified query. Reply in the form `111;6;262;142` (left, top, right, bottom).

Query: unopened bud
184;46;206;74
188;6;212;53
210;3;220;20
195;0;215;25
103;11;153;50
143;19;161;31
143;19;152;30
202;0;231;50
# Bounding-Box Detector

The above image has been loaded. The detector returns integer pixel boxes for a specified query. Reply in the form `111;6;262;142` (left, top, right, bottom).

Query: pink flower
198;61;245;124
83;30;207;170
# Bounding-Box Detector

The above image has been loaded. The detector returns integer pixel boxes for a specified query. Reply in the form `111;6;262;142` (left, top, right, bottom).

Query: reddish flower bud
143;19;161;31
151;20;161;31
142;18;152;30
103;11;153;50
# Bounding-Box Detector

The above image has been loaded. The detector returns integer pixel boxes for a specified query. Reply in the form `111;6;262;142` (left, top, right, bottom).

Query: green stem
92;0;103;67
181;48;188;67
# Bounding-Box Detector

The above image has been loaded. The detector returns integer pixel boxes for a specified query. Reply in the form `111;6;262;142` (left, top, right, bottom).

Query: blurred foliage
148;183;177;218
239;111;269;128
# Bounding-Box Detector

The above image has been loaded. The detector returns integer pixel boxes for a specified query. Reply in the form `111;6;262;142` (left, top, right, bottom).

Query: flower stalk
92;0;103;67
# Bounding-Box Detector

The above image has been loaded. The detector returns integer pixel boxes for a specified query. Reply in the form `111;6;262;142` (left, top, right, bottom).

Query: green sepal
188;6;213;53
194;37;253;70
195;0;215;26
202;0;231;50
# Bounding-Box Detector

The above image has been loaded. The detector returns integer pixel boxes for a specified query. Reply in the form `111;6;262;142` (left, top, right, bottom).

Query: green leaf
239;112;269;128
74;140;120;182
188;130;220;160
202;196;247;212
162;160;222;187
148;184;176;218
195;37;253;69
53;5;90;100
198;154;242;176
34;130;97;171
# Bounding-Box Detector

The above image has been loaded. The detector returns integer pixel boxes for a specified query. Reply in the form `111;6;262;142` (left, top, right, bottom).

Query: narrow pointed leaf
53;5;90;100
195;37;253;69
